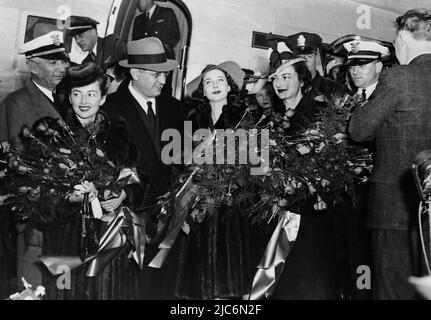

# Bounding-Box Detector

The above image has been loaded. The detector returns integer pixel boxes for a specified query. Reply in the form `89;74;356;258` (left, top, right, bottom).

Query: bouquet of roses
158;93;373;226
0;115;138;229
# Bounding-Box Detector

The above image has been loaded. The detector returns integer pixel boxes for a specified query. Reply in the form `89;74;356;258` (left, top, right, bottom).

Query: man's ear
100;95;107;106
376;61;383;74
27;59;37;75
130;68;139;80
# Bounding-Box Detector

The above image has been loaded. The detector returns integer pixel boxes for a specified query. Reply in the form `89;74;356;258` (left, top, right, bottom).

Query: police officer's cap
65;16;99;36
285;32;323;55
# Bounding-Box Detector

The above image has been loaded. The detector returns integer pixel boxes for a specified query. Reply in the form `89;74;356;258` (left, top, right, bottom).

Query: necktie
147;101;156;134
361;89;367;101
82;51;96;65
146;11;150;20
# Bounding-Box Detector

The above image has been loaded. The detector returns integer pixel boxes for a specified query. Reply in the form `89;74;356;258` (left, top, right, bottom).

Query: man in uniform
0;31;69;145
132;0;180;60
65;15;126;69
285;32;347;100
0;31;69;290
344;38;389;100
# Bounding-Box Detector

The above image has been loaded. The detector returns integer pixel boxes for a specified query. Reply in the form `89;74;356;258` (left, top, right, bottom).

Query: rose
28;187;41;202
35;121;48;134
16;165;32;175
285;110;295;118
282;121;291;129
0;141;10;153
21;126;33;139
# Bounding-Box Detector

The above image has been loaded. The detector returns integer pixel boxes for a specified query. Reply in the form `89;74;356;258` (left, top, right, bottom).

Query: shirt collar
92;41;98;56
69;40;98;65
128;82;156;115
357;81;378;100
148;4;156;19
32;80;54;102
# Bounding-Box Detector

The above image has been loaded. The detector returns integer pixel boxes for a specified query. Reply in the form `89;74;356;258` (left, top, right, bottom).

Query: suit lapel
148;5;160;28
125;88;161;157
26;80;61;119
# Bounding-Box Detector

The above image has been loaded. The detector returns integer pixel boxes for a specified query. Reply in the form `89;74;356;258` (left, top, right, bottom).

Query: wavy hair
188;69;246;130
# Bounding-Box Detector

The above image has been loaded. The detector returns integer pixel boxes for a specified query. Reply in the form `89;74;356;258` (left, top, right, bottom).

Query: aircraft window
25;15;60;43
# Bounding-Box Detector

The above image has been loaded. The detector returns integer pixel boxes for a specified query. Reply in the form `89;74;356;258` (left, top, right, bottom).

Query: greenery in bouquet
160;93;373;226
0;115;130;228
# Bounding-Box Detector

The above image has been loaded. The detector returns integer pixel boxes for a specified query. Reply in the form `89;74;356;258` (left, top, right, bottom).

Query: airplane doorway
114;0;192;100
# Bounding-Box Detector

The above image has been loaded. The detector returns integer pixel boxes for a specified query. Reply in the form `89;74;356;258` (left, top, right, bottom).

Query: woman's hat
119;37;178;72
326;59;344;74
245;71;269;95
268;57;306;81
66;63;105;89
186;61;245;96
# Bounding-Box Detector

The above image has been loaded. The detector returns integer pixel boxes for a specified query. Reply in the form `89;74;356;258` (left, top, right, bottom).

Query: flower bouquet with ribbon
149;93;373;299
0;115;148;275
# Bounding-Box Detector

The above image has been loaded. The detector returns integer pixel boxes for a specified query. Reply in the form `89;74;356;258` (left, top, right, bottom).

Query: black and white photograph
0;0;431;304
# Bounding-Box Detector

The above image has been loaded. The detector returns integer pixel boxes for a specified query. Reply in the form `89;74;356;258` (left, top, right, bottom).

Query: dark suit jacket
0;79;61;146
312;72;348;101
132;5;180;59
348;54;431;231
95;35;127;68
65;34;126;69
103;82;185;200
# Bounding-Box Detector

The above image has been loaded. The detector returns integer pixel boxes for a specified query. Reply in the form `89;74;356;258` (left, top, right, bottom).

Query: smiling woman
41;62;144;300
68;64;108;127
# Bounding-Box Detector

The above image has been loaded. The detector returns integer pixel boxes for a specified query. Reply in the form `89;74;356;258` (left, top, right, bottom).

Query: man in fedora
0;31;69;290
285;32;347;100
64;15;126;69
103;37;185;299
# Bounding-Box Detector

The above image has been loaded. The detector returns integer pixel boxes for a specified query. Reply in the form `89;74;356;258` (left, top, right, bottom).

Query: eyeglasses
143;70;168;80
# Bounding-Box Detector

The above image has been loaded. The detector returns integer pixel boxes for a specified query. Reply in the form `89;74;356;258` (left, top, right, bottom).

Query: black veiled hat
66;63;105;89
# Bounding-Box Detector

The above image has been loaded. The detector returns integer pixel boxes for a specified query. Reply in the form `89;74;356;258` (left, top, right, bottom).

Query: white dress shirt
128;82;156;116
357;81;378;100
32;80;54;102
147;5;156;19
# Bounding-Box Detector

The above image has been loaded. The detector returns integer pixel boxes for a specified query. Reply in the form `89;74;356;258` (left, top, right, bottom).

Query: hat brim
66;27;95;37
37;51;70;61
268;58;306;80
345;58;379;66
292;47;317;55
186;61;244;97
119;59;178;72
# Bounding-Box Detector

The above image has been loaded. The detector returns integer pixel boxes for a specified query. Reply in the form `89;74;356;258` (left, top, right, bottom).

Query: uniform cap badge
351;41;360;53
297;35;306;47
51;33;61;47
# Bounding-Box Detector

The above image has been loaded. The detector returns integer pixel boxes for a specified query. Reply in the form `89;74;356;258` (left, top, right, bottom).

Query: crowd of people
0;6;431;300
